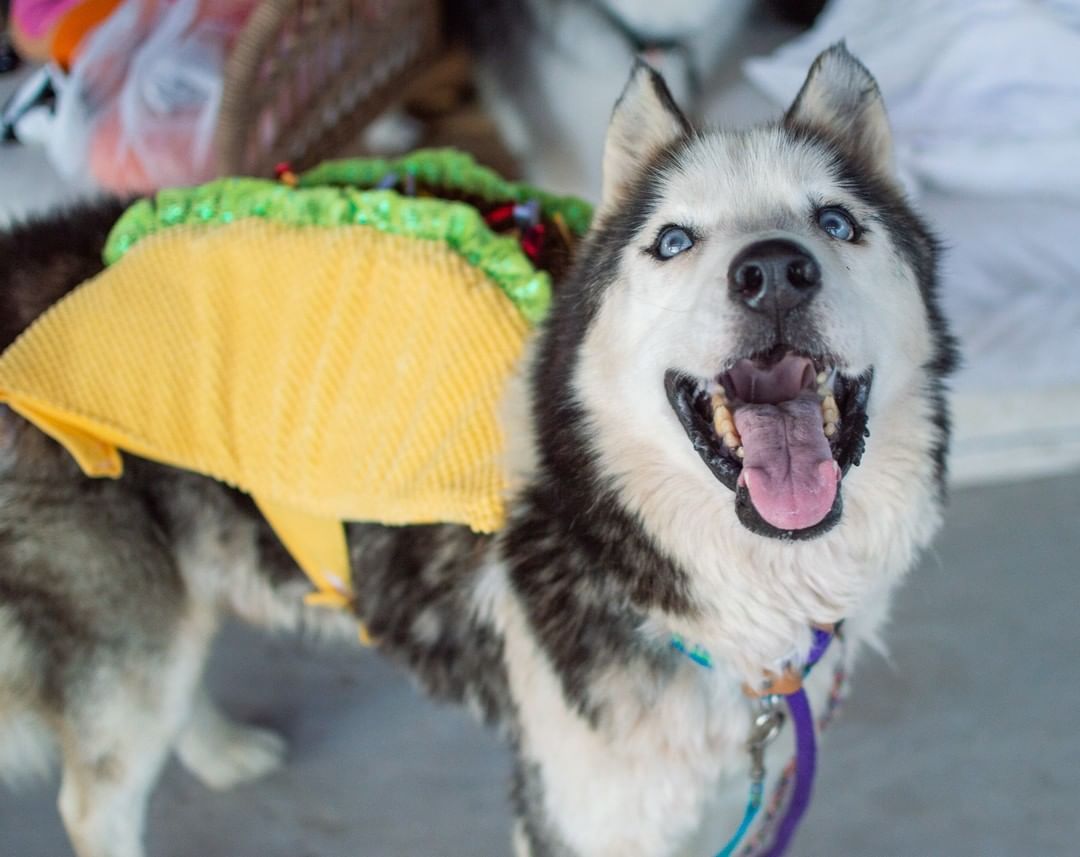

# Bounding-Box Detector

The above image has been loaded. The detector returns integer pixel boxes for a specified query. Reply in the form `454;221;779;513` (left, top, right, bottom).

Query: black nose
728;239;821;318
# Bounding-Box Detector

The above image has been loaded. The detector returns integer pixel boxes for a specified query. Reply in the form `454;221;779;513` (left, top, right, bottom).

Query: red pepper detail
484;204;516;229
521;223;546;262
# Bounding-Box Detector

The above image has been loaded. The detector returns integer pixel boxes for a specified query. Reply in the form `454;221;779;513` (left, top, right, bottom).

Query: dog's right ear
784;43;894;178
600;61;690;209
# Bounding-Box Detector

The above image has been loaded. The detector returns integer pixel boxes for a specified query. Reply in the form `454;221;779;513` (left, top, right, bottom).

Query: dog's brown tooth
713;403;736;437
822;395;839;424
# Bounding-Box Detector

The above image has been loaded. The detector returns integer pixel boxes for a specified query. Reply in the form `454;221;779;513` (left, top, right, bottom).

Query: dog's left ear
785;43;894;178
601;61;690;209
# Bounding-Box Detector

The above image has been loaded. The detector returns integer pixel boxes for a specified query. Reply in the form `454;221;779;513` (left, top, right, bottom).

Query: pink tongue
733;391;839;531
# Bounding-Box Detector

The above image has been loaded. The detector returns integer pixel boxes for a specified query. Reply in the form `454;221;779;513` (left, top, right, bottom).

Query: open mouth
665;349;872;540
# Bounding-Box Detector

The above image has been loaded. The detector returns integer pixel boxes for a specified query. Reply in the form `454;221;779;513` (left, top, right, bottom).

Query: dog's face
536;46;955;656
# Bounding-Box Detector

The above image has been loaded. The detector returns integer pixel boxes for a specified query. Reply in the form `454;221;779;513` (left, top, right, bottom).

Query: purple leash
757;626;834;857
756;687;815;857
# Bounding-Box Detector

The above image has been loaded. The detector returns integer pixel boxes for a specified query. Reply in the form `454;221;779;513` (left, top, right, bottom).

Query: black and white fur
0;46;955;857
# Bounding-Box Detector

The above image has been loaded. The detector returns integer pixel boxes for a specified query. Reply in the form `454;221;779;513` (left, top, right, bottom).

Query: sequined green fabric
103;149;595;325
299;148;594;236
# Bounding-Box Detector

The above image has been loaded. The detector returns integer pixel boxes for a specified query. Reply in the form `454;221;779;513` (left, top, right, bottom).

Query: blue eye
655;226;694;259
817;208;857;241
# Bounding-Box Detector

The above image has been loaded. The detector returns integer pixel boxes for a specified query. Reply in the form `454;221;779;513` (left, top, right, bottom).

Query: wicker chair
215;0;443;177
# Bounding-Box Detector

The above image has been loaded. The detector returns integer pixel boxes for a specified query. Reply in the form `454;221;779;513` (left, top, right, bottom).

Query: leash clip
747;695;786;781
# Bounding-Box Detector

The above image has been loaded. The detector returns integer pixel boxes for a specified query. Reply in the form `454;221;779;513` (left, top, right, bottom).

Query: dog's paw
197;722;286;790
179;715;287;791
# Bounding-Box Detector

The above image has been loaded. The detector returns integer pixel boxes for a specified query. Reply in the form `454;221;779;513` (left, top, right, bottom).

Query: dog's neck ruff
672;626;843;857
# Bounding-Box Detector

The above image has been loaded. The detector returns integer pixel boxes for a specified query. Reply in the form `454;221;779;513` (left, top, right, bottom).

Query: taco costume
0;149;592;614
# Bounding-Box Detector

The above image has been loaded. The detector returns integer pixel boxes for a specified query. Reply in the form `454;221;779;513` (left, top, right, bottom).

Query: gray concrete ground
1;472;1077;857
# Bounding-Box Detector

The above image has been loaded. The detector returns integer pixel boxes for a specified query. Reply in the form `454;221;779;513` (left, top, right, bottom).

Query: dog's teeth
822;392;839;436
712;391;727;409
713;404;735;434
818;367;839;399
822;396;839;424
735;445;745;459
714;404;742;450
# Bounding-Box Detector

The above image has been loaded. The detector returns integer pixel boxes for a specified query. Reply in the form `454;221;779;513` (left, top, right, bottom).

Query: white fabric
46;0;235;191
738;0;1080;392
744;0;1080;200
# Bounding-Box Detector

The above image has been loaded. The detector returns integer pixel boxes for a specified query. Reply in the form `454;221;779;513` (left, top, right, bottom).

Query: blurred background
0;0;1077;854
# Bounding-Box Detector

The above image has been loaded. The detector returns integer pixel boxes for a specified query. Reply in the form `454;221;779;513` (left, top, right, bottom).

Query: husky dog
0;45;955;857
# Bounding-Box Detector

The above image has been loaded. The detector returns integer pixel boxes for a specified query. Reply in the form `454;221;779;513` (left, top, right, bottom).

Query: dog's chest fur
472;550;847;857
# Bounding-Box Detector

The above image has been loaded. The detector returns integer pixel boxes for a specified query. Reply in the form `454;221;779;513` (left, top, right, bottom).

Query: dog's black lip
665;371;741;491
832;368;873;473
664;364;874;540
735;483;843;540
